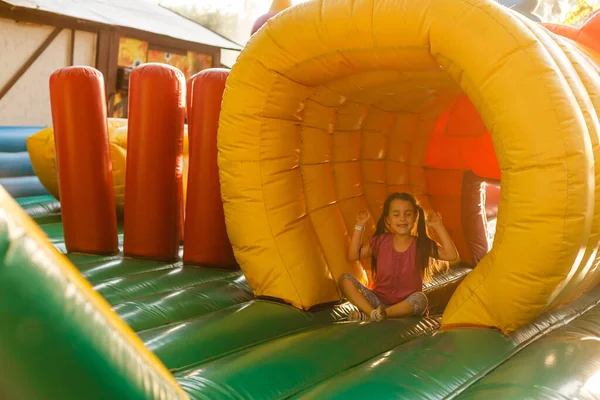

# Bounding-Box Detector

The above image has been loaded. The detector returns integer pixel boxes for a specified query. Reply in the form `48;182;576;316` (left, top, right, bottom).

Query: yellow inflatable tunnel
218;0;600;334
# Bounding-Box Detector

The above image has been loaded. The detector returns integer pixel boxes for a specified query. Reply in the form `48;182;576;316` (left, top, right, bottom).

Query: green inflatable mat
36;219;125;257
78;257;182;283
94;266;241;305
10;194;600;400
174;315;440;399
140;300;355;372
15;195;61;224
41;222;72;243
292;283;600;399
455;295;600;399
0;190;185;400
115;276;253;332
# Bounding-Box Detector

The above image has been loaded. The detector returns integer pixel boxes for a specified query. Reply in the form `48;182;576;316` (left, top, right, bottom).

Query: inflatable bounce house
5;0;600;398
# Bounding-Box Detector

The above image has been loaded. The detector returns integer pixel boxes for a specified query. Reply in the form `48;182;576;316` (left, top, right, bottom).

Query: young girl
339;192;459;322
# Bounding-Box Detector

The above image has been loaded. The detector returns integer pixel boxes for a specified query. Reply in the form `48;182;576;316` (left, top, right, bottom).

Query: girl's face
385;199;417;235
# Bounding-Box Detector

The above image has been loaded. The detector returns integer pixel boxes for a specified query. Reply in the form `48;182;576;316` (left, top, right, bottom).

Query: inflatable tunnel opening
219;0;600;334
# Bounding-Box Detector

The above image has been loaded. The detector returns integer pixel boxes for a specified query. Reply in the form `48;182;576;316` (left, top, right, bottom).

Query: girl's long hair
371;192;448;281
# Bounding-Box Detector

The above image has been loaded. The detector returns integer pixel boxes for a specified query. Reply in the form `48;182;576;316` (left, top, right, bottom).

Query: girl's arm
348;209;373;261
427;212;459;262
348;226;372;261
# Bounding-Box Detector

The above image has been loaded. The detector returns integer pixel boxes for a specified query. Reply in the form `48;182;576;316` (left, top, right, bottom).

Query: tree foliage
562;0;596;25
161;2;239;41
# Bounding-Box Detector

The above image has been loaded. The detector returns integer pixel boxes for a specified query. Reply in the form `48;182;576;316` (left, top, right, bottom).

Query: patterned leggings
339;273;428;316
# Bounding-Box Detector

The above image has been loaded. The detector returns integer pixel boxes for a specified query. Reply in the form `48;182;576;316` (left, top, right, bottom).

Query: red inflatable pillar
124;64;185;261
183;69;236;267
49;67;118;254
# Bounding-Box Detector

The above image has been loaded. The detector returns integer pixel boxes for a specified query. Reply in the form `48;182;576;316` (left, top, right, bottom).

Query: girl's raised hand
426;211;443;228
356;208;370;227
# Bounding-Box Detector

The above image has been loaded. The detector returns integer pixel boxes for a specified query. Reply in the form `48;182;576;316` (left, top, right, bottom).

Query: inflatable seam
259;79;306;306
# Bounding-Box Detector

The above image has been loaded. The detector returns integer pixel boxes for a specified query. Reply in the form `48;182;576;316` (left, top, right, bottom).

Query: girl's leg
338;273;375;314
383;301;414;318
338;273;388;322
385;292;428;318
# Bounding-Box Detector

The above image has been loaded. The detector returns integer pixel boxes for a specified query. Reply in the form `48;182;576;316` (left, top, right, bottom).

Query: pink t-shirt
369;234;422;305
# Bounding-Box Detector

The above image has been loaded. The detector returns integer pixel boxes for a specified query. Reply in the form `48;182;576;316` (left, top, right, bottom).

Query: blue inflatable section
0;152;35;177
0;126;49;198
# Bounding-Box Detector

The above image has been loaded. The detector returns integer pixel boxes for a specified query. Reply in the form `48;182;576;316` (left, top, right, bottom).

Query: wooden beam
96;29;120;103
69;29;75;66
96;29;110;76
211;48;221;68
0;26;62;101
106;31;120;99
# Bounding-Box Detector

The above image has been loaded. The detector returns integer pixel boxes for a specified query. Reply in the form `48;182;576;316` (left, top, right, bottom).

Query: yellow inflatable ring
218;0;600;334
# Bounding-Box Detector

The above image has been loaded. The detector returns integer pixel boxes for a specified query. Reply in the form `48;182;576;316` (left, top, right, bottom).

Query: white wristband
354;225;365;231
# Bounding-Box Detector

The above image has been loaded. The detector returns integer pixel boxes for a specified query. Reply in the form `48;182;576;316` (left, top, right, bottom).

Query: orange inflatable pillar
49;67;118;254
123;64;185;261
183;69;236;267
